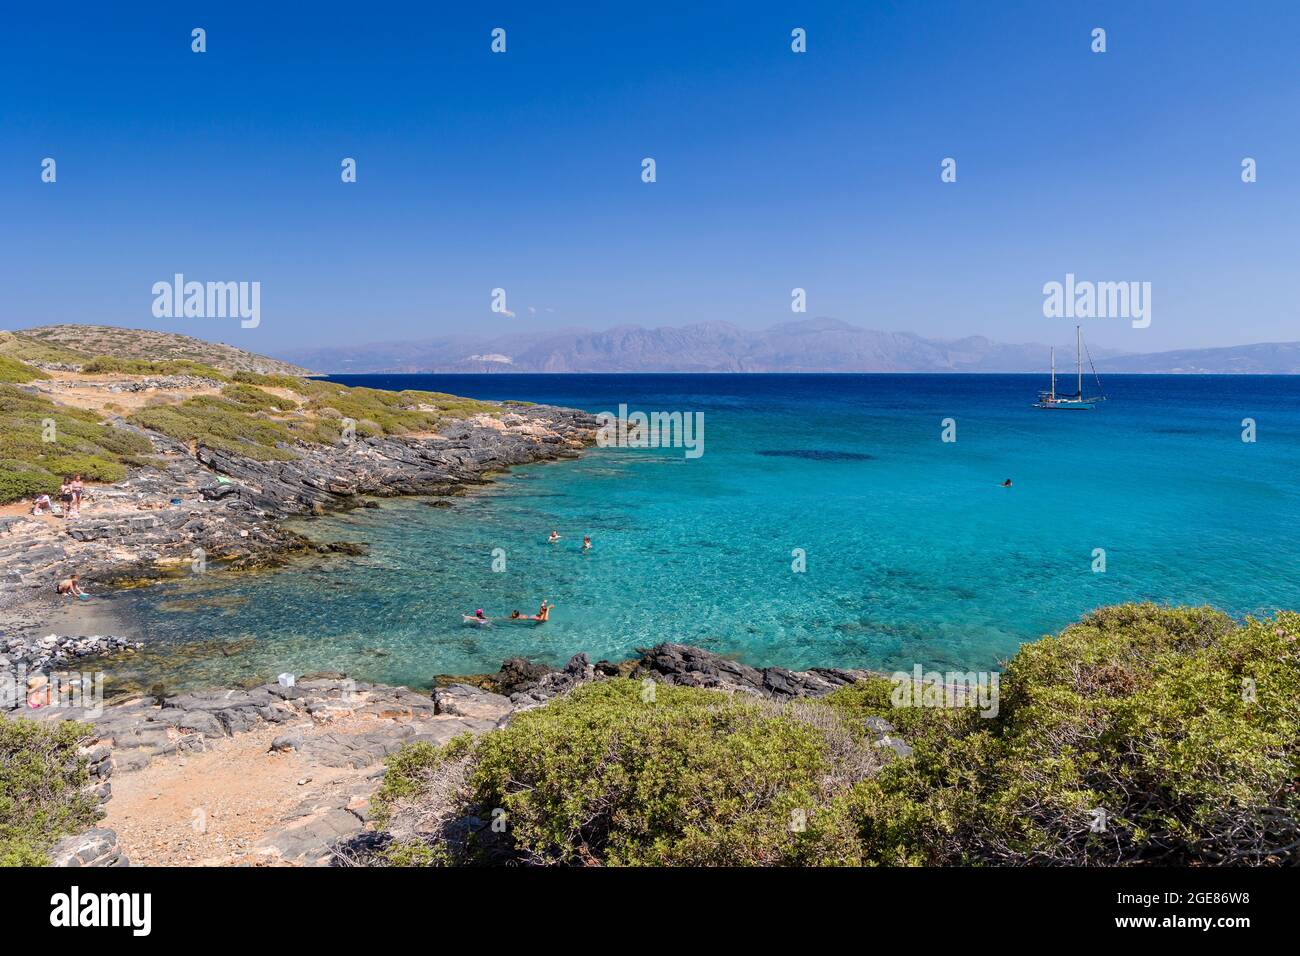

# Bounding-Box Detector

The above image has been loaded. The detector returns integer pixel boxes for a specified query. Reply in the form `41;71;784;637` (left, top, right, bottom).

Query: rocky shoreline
2;393;894;867
20;642;891;867
0;401;599;635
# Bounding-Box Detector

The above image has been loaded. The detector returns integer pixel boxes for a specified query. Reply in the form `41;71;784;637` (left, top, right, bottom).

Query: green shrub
0;331;90;366
0;385;155;503
0;460;60;500
834;604;1300;866
129;399;300;461
0;716;101;866
378;680;875;866
298;382;497;435
231;371;305;390
220;383;291;411
0;355;48;384
373;604;1300;868
81;356;228;380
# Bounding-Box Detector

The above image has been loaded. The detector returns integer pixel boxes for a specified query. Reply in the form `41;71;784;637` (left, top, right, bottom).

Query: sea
72;373;1300;693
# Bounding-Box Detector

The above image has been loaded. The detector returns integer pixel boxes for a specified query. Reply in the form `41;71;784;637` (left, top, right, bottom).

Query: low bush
81;356;228;380
0;355;48;384
373;604;1300;867
0;716;101;866
129;399;300;461
0;385;155;502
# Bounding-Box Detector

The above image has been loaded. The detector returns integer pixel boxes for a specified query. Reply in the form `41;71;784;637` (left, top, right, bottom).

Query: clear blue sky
3;0;1298;353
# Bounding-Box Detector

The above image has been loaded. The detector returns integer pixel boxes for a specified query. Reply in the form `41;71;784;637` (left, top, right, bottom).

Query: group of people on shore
31;474;86;519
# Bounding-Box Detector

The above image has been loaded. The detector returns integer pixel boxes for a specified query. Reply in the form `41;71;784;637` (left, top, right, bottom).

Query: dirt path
104;719;368;866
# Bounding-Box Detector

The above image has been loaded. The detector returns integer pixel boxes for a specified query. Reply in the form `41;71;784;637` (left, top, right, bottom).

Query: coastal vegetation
0;330;90;367
0;717;101;866
0;339;501;500
373;604;1299;867
0;355;50;384
0;384;154;501
12;325;309;376
126;382;499;460
81;356;229;379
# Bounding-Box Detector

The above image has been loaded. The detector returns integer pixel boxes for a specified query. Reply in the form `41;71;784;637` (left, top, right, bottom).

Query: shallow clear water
87;373;1300;692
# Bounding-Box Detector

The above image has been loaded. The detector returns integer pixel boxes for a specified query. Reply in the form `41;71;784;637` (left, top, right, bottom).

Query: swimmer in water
1001;479;1013;488
548;530;560;543
474;608;486;620
582;536;591;552
537;600;553;622
510;610;522;620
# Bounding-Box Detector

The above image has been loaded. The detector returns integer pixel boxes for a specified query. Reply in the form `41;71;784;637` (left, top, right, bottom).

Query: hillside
0;349;497;503
13;325;311;376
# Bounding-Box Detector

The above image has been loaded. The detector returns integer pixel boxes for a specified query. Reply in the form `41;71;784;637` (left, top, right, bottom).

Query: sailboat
1034;325;1105;410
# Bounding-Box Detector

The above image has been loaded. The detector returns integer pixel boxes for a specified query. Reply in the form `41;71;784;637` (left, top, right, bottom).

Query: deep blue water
90;374;1300;691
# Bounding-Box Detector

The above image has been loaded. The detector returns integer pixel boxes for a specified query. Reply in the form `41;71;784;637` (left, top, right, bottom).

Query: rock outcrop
631;643;870;699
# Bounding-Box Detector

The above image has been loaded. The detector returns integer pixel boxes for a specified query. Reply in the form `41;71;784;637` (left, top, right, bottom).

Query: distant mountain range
272;319;1300;375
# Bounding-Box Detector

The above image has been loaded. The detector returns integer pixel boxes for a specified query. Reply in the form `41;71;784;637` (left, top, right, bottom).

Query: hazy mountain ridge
273;320;1300;375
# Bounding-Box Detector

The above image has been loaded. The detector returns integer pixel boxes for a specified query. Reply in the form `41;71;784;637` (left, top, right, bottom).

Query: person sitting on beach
548;530;560;543
582;536;591;552
56;574;85;598
31;494;53;515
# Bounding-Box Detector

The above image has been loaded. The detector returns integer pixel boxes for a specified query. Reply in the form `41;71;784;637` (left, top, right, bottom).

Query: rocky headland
1;400;599;634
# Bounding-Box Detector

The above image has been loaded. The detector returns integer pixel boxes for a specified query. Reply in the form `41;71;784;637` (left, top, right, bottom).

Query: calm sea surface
83;374;1300;692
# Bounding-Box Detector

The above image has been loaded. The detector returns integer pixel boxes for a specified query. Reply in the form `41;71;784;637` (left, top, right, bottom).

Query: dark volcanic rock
632;643;870;699
493;657;556;695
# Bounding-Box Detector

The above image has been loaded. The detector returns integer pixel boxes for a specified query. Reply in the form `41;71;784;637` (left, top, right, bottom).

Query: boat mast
1050;347;1055;400
1076;325;1082;398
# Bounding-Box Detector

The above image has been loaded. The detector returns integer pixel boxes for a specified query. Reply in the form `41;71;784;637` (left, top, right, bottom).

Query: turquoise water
91;374;1300;691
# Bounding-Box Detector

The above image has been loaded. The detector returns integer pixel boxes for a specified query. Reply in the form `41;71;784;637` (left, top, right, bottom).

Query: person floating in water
548;530;561;543
474;608;486;621
582;536;591;552
536;600;553;622
1001;479;1013;488
509;610;522;619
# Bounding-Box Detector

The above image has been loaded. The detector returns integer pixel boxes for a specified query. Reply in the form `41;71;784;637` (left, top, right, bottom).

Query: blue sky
3;0;1298;354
